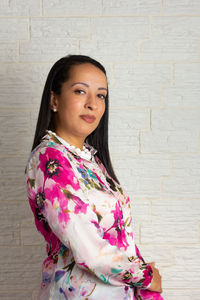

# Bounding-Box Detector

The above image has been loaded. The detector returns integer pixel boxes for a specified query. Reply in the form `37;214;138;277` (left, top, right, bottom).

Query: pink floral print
25;130;164;300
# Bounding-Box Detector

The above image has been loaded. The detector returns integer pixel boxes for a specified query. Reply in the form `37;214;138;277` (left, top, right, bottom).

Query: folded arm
25;146;153;289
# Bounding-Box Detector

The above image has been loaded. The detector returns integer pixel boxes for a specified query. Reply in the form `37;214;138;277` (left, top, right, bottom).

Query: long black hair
28;54;120;184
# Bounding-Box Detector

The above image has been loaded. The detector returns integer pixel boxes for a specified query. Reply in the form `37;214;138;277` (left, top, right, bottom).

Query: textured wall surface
0;1;200;299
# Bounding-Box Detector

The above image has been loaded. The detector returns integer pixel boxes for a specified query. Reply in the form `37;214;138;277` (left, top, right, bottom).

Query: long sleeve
25;146;153;290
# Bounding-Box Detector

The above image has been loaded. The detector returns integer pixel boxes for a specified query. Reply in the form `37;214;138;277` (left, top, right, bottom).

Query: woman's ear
50;91;58;111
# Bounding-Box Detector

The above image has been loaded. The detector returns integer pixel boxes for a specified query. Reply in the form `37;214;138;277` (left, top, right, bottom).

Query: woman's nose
85;94;97;109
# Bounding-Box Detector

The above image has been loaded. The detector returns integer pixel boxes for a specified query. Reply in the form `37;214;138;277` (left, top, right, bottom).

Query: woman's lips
80;115;96;123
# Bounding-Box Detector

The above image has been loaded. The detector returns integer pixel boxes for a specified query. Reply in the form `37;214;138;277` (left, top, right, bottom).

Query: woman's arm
25;146;153;290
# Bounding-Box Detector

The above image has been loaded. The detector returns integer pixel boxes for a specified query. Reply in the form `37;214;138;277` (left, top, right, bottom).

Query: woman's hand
147;262;163;293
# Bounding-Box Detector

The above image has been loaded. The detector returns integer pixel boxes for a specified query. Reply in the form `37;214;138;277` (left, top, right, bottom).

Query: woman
25;54;163;299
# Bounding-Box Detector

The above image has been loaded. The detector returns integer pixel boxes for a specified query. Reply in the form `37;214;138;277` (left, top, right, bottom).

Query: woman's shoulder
25;138;66;176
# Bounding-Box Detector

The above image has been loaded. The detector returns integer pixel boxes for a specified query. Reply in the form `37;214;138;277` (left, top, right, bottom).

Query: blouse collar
42;129;98;161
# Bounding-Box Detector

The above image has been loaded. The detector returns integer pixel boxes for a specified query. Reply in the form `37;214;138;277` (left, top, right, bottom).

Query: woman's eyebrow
71;81;108;91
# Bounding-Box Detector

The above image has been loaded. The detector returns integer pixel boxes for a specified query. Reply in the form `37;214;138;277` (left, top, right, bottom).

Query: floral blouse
25;130;164;300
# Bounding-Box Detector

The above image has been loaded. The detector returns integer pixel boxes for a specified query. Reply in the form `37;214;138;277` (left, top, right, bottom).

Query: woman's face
50;63;107;141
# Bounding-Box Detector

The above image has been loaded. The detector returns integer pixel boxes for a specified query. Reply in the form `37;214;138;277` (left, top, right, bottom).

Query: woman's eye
98;94;106;99
74;89;85;94
74;89;106;99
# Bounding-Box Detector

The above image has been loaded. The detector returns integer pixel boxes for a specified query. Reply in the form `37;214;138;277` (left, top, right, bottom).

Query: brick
141;16;200;62
161;263;200;289
0;246;45;265
163;87;200;108
113;63;171;88
110;108;150;131
0;262;43;290
162;154;200;198
141;37;199;62
0;42;18;62
0;0;40;16
0;110;31;155
0;18;29;41
110;63;171;107
171;154;200;176
43;0;101;16
151;199;200;223
152;108;200;131
0;201;32;223
151;17;200;38
112;154;171;199
174;63;200;86
0;156;33;202
0;291;33;300
162;289;200;300
113;171;162;199
173;245;200;266
31;18;89;39
21;222;46;246
163;63;200;107
162;0;200;15
141;129;198;153
141;221;198;244
81;16;149;62
91;17;149;41
0;223;20;246
19;133;35;155
0;177;28;201
131;200;151;222
162;176;200;199
102;0;161;15
0;246;46;291
109;133;139;154
138;244;173;266
113;154;171;177
0;63;51;108
80;39;139;62
109;87;161;109
120;175;161;199
20;37;78;62
107;108;149;154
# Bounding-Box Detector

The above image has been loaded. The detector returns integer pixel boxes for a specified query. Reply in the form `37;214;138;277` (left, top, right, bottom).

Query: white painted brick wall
0;1;199;299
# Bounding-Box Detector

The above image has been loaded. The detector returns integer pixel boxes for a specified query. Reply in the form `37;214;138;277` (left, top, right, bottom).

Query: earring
53;108;57;112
